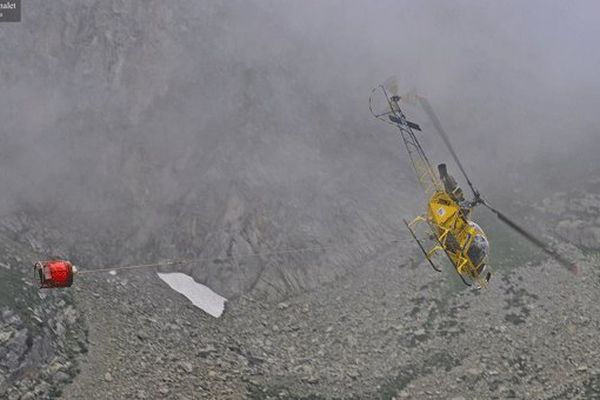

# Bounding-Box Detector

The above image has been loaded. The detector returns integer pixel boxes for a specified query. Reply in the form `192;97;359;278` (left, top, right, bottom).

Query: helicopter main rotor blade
481;200;578;274
417;96;480;199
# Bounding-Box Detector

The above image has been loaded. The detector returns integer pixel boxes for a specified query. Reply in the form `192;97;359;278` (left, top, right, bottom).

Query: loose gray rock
53;371;70;384
178;361;193;374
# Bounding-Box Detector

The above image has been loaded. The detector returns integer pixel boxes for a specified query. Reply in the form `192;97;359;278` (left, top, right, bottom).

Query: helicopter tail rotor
382;76;420;105
382;76;399;97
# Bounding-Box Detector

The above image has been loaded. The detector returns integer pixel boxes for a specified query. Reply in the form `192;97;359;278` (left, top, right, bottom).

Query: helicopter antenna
416;96;481;200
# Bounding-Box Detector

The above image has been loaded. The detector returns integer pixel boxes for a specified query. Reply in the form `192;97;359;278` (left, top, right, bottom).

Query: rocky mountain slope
1;1;599;399
58;227;599;400
0;0;417;299
1;2;418;397
2;189;599;399
0;216;86;399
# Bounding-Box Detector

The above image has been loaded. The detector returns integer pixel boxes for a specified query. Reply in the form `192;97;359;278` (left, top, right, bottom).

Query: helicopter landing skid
437;246;472;288
423;221;473;288
403;219;441;272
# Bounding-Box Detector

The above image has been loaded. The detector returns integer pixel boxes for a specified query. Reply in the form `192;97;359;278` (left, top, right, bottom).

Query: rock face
556;219;600;249
1;1;598;399
0;1;415;397
0;0;415;301
55;235;600;400
538;192;600;250
0;218;86;400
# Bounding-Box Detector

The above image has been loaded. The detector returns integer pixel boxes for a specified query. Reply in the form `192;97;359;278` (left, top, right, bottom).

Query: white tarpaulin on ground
157;272;227;318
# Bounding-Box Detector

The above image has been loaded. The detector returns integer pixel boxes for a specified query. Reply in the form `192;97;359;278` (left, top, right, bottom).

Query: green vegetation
471;208;543;272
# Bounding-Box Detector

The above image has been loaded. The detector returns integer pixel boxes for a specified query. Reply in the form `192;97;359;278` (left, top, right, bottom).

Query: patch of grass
471;208;543;272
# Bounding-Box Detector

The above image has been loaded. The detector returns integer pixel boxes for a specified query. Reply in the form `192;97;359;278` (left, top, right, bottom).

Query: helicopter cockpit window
467;234;489;267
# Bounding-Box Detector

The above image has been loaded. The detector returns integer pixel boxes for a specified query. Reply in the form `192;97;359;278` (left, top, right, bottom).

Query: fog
0;1;598;289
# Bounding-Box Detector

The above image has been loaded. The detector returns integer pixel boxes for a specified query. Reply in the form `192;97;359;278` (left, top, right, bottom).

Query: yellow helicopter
369;80;578;288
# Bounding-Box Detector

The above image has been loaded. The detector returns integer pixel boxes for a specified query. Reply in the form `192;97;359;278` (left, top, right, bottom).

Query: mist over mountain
2;0;599;213
1;1;599;399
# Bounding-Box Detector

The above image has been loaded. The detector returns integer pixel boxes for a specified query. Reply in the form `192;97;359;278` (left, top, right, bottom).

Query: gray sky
281;0;600;159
